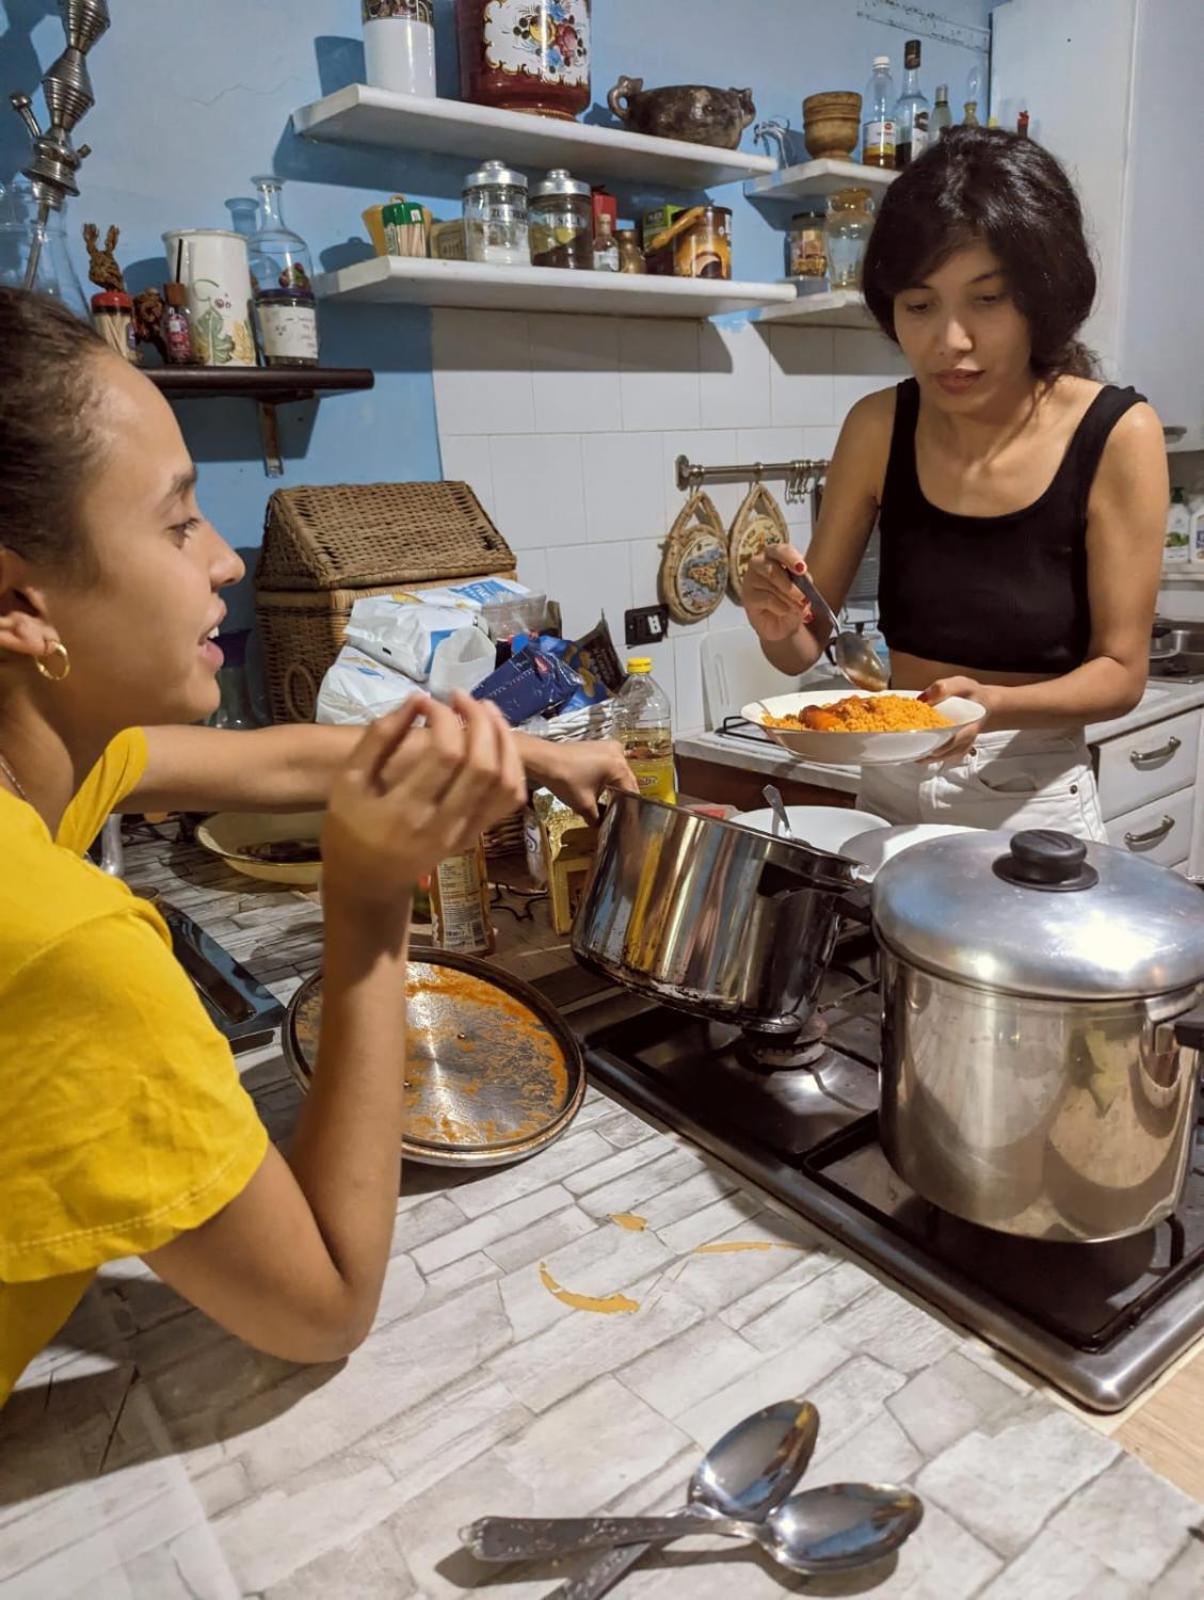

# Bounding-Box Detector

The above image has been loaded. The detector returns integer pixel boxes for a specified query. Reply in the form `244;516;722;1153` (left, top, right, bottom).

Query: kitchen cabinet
991;0;1204;451
1095;704;1202;873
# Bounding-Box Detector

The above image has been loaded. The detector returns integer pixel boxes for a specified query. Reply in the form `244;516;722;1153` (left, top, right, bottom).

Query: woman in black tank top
743;128;1168;840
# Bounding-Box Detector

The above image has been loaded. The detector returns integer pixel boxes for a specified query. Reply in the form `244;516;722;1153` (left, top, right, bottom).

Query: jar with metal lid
872;828;1204;1241
463;160;530;267
825;187;874;290
787;208;827;281
530;168;592;269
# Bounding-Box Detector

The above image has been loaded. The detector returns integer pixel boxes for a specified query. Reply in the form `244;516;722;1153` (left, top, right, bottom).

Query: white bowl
734;804;890;856
197;811;324;888
743;688;984;767
842;822;975;879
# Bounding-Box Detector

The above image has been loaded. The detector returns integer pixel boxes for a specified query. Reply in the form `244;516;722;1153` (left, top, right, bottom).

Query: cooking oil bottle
615;656;676;804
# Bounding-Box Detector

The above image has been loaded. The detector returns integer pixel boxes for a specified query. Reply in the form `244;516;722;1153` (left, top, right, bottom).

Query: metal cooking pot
873;829;1204;1243
572;790;861;1034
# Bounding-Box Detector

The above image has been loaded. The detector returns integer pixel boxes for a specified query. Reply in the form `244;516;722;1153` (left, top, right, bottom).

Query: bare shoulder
1097;399;1167;486
841;385;898;441
831;386;896;497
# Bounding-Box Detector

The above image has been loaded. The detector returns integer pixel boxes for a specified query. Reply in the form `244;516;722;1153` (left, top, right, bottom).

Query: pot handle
607;75;642;123
1173;1005;1204;1050
757;858;856;901
841;880;872;926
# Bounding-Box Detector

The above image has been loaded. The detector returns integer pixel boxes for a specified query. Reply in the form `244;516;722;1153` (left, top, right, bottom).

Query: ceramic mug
162;229;256;368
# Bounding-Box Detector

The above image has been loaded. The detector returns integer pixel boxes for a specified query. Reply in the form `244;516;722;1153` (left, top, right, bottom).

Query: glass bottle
0;185;87;314
210;630;262;729
893;39;930;167
530;168;592;269
616;227;646;274
248;176;320;369
161;282;196;366
825;188;875;290
615;657;676;804
462;160;530;266
225;196;260;239
862;55;896;170
593;211;619;272
931;84;952;137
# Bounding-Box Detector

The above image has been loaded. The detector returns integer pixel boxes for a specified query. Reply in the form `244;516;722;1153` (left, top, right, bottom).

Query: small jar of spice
530;168;592;270
463;160;530;267
91;291;139;364
161;282;196;366
787;209;827;281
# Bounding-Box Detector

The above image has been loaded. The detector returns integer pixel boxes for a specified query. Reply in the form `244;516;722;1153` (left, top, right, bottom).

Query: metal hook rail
674;453;829;503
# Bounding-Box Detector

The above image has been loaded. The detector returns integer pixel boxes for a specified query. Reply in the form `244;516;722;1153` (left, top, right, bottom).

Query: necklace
0;752;31;804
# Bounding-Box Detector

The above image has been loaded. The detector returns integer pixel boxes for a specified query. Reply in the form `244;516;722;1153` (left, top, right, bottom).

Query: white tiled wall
434;310;908;730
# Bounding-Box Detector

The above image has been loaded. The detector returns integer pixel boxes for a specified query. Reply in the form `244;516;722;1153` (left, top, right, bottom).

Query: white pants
857;728;1107;842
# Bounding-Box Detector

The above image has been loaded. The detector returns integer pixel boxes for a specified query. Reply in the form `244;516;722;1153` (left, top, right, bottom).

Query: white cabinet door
1095;707;1202;821
1105;786;1195;867
1116;0;1204;450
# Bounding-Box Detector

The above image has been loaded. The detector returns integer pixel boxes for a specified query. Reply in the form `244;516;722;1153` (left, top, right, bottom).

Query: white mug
363;0;436;98
162;229;256;368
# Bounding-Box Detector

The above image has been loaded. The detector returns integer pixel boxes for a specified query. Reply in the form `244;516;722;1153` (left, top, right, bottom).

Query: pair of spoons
462;1397;923;1598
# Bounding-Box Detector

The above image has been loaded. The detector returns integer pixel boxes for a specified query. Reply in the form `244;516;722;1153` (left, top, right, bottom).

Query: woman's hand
322;691;526;914
531;737;636;823
741;544;815;644
919;676;1001;764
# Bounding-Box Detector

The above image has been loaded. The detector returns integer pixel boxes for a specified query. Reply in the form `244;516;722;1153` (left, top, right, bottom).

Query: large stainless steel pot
572;790;860;1034
874;829;1204;1243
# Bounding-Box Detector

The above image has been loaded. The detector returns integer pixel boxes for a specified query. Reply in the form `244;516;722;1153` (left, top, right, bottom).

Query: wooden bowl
803;91;862;159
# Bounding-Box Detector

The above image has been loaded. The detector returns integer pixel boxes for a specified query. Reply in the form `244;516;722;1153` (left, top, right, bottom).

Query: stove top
545;931;1204;1413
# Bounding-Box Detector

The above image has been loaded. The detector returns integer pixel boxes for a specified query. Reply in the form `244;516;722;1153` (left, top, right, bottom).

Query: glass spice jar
825;187;875;290
161;282;196;366
787;208;827;280
91;291;139;364
462;160;530;266
530;168;592;269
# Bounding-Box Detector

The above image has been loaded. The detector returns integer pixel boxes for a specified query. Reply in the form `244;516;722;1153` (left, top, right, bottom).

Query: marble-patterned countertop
2;834;1202;1600
676;678;1204;797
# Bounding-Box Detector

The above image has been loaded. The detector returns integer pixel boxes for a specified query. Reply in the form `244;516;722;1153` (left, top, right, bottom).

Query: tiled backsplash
433;309;908;730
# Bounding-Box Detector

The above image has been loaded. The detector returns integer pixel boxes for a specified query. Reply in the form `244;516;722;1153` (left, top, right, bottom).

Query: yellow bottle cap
626;657;652;674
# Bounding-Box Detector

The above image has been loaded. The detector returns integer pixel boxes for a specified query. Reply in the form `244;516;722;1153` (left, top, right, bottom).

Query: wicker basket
255;480;515;723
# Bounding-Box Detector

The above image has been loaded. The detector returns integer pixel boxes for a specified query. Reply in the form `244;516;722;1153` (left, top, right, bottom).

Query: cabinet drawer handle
1130;736;1182;768
1124;814;1176;847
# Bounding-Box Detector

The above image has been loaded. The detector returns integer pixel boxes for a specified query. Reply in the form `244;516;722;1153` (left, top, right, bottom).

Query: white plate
843;822;975;879
743;688;984;766
734;804;890;856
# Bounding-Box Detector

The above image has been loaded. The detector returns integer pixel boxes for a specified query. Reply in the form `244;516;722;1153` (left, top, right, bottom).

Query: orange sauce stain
538;1263;639;1315
609;1213;648;1232
692;1241;807;1256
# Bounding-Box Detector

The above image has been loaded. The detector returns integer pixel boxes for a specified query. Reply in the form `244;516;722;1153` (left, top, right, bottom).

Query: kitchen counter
676;678;1204;798
2;834;1203;1599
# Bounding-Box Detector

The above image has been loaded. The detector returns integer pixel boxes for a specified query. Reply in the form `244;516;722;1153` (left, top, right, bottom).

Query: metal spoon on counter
788;567;889;693
763;784;795;841
463;1397;819;1598
466;1480;923;1577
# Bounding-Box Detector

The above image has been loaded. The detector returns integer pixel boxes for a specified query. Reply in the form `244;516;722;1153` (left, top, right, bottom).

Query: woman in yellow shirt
0;287;630;1404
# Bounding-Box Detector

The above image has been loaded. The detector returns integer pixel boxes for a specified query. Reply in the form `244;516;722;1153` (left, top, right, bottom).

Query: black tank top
876;378;1145;675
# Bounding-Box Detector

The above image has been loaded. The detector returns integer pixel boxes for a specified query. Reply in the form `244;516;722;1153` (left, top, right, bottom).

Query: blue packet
511;620;622;713
471;646;581;726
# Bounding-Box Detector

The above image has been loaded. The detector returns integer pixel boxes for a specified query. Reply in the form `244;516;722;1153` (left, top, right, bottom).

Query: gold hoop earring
35;641;71;683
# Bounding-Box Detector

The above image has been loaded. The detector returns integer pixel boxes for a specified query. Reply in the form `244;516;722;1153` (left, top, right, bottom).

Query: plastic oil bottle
615;656;676;804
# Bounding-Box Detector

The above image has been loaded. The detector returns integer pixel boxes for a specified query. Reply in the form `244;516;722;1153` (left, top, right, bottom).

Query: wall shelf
291;84;776;190
314;256;797;320
146;367;375;404
753;289;874;329
745;156;896;207
146;368;375;477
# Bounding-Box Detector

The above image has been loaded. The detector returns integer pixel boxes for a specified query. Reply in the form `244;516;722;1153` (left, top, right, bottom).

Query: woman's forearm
986;657;1146;730
759;621;829;678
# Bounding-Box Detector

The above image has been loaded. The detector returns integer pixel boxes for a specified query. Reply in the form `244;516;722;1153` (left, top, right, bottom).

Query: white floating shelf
745;157;897;207
293;84;777;190
315;257;798;319
754;288;874;329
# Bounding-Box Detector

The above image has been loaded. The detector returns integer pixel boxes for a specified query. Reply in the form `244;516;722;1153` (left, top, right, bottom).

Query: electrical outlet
625;605;670;647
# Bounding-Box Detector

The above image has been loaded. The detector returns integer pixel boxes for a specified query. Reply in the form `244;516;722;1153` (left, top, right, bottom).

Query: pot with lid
873;829;1204;1242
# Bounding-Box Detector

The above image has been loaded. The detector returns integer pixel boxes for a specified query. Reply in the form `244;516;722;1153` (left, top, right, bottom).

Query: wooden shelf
314;257;797;320
745;156;897;207
292;84;776;190
146;367;375;404
753;288;874;329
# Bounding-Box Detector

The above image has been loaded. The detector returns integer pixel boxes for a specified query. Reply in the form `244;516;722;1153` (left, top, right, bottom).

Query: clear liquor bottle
893;39;931;167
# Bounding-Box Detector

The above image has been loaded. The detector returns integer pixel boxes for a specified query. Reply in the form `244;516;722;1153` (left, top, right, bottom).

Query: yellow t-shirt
0;729;268;1404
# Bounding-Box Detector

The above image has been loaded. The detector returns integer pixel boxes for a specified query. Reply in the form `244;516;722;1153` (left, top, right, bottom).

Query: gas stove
539;928;1204;1413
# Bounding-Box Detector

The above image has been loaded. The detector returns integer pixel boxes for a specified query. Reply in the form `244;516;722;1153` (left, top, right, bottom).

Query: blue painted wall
0;0;990;623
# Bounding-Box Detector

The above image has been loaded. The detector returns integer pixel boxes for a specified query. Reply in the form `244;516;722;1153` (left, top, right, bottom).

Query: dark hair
0;286;110;572
861;126;1097;380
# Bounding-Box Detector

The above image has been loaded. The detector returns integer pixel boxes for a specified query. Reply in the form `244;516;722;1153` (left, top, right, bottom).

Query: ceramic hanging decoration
659;491;729;624
728;481;789;601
